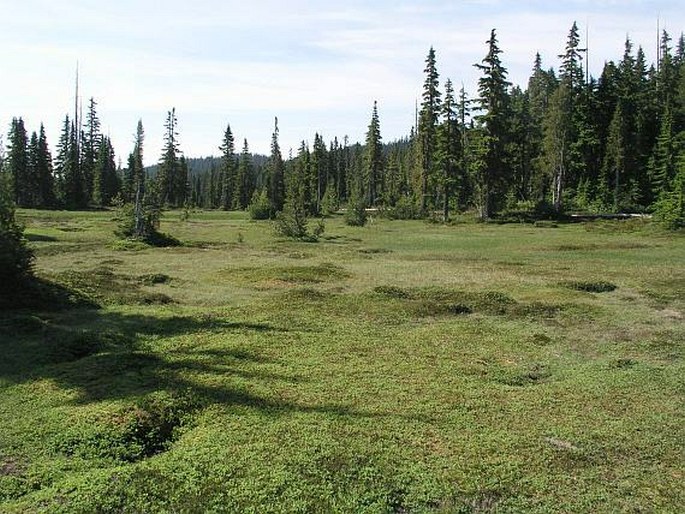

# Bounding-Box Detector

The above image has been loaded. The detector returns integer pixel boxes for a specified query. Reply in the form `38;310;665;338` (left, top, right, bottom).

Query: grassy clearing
1;209;684;512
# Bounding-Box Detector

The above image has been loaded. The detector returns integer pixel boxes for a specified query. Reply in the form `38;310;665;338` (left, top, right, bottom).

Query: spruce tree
654;150;685;228
364;101;383;206
55;116;85;209
601;104;627;211
178;155;189;208
117;121;166;244
81;97;101;203
275;141;314;239
309;133;328;215
93;136;119;206
36;125;55;208
559;22;585;93
437;79;461;220
5;118;29;207
266;117;285;214
649;107;675;197
219;124;237;210
456;85;473;209
508;86;532;204
474;29;511;219
26;131;41;208
0;171;34;294
418;47;441;214
233;139;253;209
541;83;572;212
157;108;182;207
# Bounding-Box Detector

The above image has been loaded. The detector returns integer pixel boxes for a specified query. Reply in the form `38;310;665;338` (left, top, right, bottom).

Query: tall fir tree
437;79;461;220
648;106;676;197
93;136;119;206
0;169;34;292
132;120;147;237
456;85;473;209
418;47;441;214
36;125;55;208
364;101;383;206
26;131;41;208
276;141;311;238
600;103;628;211
309;133;328;215
55;116;85;209
233;139;253;209
267;117;285;214
474;29;511;219
219;124;237;210
157;108;183;207
541;83;572;212
81;97;101;203
5;118;29;207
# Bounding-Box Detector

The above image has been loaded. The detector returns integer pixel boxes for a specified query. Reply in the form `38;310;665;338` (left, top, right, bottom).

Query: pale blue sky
1;0;683;165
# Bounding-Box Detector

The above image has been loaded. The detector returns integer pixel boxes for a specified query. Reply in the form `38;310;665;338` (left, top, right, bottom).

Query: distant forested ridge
2;23;684;226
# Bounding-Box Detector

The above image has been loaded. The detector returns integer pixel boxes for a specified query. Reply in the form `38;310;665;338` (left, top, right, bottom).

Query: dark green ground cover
1;209;683;512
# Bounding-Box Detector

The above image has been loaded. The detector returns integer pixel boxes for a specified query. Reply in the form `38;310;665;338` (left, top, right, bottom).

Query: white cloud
0;0;683;164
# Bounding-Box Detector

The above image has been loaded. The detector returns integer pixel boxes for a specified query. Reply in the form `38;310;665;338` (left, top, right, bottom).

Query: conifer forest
2;24;685;226
1;19;684;513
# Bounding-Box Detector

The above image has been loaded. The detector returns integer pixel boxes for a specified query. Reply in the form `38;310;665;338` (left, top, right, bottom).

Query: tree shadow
0;295;431;425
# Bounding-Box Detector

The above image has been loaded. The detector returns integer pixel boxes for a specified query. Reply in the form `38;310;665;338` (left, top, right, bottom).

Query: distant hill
145;154;269;177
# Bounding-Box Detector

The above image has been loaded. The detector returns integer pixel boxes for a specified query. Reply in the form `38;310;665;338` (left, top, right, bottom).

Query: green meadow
1;210;684;513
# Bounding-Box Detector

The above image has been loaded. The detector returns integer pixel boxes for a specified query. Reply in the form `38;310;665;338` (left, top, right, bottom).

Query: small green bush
0;174;34;291
274;207;324;242
382;196;419;220
566;280;617;293
345;192;367;227
248;189;272;220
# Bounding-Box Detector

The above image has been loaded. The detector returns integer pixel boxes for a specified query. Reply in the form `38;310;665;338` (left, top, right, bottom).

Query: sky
1;0;683;166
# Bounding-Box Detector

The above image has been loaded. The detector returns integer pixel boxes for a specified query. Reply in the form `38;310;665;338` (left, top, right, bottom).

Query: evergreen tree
612;38;640;208
5;118;29;207
527;54;557;202
157;108;183;207
275;141;316;239
133;121;146;236
657;31;678;110
456;85;473;209
26;131;41;208
418;47;441;214
654;150;685;228
55;116;85;209
309;133;328;215
266;117;285;214
541;83;572;212
233;139;253;209
649;107;676;196
437;79;461;220
93;136;119;206
558;22;598;205
364;100;383;206
36;125;55;208
219;124;237;210
559;22;585;92
116;121;167;244
122;152;136;203
600;103;628;211
0;171;34;294
507;85;532;204
473;29;511;219
81;97;101;203
634;46;659;206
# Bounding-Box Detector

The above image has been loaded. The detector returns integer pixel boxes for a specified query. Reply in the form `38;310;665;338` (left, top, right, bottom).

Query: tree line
1;22;684;227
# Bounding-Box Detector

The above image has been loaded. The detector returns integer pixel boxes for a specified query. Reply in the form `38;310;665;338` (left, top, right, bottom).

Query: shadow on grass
0;298;414;425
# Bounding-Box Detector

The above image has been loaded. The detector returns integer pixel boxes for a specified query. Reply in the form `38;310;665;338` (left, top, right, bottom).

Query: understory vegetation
0;209;683;512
